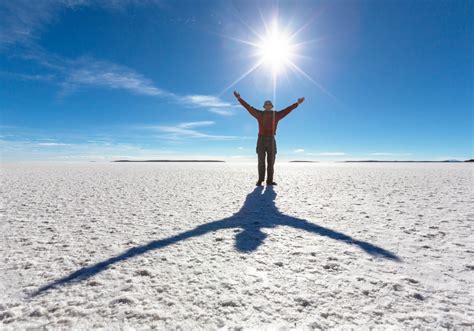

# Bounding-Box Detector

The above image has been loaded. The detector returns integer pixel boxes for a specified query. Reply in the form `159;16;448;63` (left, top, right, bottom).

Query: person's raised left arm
234;91;260;119
277;97;305;120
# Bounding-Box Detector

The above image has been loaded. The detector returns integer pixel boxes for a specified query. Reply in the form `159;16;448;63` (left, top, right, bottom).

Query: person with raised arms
234;91;305;186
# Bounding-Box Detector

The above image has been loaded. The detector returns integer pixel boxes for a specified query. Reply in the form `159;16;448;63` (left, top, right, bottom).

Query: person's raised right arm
234;91;259;119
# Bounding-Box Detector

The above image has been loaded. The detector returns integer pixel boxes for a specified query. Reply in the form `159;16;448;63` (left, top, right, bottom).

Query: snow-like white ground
1;162;473;329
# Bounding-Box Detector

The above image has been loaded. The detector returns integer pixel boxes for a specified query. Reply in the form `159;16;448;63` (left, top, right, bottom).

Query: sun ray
288;19;314;42
232;8;264;41
287;7;327;41
288;52;315;61
292;37;325;48
258;7;271;36
219;59;265;96
285;60;340;104
216;34;261;48
272;71;277;108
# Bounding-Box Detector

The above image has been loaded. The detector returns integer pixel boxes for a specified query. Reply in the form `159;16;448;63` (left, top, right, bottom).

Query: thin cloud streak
178;95;237;116
61;57;170;97
180;95;232;108
178;121;215;129
62;60;238;114
306;152;346;156
146;121;239;141
368;152;413;156
37;142;71;146
0;70;54;81
207;108;235;116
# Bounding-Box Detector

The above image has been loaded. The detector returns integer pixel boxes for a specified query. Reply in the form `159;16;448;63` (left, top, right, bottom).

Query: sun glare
257;24;293;75
220;11;337;105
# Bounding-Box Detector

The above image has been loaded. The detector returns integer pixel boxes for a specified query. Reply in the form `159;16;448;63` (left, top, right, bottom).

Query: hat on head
263;100;273;107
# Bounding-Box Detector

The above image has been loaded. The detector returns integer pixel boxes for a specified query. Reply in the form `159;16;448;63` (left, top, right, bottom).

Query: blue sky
1;0;472;161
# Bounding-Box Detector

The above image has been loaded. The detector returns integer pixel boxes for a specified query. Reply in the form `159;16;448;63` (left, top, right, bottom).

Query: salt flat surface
1;162;473;329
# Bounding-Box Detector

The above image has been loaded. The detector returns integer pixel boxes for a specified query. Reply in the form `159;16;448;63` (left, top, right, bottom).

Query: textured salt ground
1;162;473;329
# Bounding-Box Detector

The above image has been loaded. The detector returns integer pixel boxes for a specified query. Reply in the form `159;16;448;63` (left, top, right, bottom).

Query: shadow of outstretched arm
278;216;401;261
32;219;235;296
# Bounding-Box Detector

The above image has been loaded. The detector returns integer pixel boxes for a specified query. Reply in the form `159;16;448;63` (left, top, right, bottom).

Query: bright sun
219;16;306;101
257;24;293;75
220;12;336;105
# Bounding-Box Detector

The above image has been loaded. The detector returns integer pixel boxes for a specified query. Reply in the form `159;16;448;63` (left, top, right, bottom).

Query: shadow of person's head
234;185;278;252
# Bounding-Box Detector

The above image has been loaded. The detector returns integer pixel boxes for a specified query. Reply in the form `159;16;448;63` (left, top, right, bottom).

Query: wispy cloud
0;1;60;49
37;142;70;146
180;95;232;108
179;95;238;116
368;152;413;156
0;0;163;49
63;61;237;114
7;50;237;115
0;70;54;81
64;60;238;115
294;148;305;153
207;108;236;116
306;152;346;156
61;57;171;97
4;50;238;116
178;121;215;129
146;121;239;141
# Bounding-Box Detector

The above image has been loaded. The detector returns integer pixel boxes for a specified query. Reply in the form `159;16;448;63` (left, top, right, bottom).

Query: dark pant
256;135;277;183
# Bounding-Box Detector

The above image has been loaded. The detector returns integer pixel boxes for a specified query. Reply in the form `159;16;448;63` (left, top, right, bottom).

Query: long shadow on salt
33;186;400;296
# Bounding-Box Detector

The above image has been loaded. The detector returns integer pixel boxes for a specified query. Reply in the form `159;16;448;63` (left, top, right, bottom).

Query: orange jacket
238;97;298;136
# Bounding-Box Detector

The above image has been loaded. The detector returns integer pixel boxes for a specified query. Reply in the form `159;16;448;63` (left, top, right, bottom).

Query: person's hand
233;91;240;99
297;97;305;104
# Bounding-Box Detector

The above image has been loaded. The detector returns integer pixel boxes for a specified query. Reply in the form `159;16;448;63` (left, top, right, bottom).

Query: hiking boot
266;181;277;186
256;180;263;186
